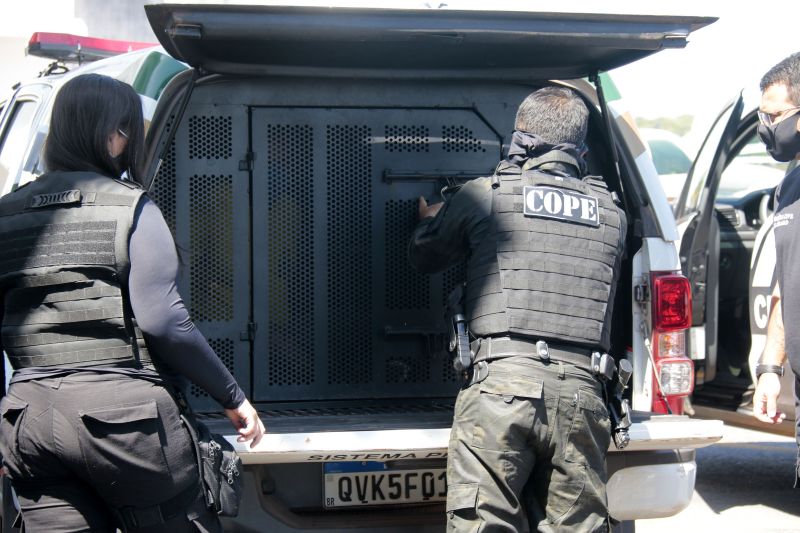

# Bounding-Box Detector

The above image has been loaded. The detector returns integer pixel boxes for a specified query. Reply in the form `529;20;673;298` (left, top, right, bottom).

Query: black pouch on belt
182;414;243;517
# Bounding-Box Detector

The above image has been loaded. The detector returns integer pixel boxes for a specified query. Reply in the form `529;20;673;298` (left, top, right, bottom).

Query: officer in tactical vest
0;74;264;531
409;86;626;532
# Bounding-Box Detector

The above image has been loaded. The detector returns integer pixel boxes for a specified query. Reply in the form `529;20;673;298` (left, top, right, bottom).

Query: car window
0;99;38;194
679;103;737;217
718;133;788;199
648;139;692;175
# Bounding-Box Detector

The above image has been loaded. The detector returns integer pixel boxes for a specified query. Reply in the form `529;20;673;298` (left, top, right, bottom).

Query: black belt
117;482;199;529
472;336;595;370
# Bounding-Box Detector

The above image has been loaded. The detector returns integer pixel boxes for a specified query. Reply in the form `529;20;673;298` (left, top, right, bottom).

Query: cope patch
522;185;599;227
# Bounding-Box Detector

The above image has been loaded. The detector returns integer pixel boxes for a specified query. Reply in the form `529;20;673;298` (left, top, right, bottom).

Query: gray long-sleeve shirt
127;197;245;409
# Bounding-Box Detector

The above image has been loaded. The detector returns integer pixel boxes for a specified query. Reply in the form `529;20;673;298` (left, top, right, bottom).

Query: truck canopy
145;4;715;80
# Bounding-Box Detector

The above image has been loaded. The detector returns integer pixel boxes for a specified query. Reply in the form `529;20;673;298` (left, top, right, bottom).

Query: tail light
650;273;693;414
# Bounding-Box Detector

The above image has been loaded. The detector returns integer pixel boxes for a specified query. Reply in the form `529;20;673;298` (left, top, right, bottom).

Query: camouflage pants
446;356;611;533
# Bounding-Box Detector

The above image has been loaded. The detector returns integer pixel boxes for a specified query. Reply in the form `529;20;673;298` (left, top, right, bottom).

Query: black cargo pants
446;356;611;533
0;372;221;532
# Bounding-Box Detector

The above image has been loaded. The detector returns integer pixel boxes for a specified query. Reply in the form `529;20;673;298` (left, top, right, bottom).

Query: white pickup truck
0;5;724;532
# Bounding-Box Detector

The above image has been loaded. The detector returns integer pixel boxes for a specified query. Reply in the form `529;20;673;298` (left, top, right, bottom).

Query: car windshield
648;139;692;175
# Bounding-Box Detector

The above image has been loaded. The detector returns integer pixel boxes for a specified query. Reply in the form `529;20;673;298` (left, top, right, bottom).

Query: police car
673;93;798;431
0;5;725;532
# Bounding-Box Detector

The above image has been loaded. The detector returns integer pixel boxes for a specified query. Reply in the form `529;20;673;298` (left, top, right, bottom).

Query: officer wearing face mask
0;73;265;531
752;52;800;486
409;86;626;532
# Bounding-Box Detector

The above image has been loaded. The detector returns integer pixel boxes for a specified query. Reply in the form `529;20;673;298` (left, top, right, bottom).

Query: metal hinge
240;322;257;341
239;151;255;171
167;24;203;40
634;284;649;303
662;34;688;49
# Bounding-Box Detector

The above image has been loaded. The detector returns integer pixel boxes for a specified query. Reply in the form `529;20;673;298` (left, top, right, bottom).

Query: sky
2;0;799;132
433;0;800;127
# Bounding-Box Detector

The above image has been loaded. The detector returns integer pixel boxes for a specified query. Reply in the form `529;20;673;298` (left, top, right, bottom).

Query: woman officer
0;73;264;531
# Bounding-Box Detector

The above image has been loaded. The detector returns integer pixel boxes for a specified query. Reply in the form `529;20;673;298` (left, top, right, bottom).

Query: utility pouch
446;284;473;373
604;358;633;450
450;313;473;372
182;414;243;517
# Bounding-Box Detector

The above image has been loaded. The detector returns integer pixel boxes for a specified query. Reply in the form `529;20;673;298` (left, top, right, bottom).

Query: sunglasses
757;106;800;127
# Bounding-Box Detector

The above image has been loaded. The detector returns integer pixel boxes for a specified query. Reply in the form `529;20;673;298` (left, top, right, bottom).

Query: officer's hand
753;373;785;424
418;196;443;220
224;398;266;448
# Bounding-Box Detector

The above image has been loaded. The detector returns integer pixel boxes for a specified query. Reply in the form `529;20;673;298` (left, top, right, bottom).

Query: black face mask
758;113;800;162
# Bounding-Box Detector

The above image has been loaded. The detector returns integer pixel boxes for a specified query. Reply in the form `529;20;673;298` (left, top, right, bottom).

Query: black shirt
774;165;800;375
408;177;493;273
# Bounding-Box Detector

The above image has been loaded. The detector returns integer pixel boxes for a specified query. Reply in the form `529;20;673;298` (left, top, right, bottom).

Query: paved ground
637;423;800;532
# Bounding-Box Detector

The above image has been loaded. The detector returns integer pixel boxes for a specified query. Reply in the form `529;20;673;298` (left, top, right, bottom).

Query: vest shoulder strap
522;151;582;174
583;175;609;190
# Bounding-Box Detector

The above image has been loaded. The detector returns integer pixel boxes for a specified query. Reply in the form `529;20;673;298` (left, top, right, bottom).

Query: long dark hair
44;73;145;184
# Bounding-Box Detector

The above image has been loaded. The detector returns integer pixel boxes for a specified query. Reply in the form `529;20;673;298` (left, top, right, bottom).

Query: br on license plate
323;462;447;508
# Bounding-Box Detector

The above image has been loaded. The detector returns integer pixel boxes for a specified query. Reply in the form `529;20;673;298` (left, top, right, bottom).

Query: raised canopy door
145;4;715;81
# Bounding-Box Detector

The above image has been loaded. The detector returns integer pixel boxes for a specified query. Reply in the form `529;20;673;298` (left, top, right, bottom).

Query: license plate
323;462;447;508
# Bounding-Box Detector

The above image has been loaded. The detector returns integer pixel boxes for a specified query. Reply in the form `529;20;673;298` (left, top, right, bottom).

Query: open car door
748;159;798;424
674;94;744;384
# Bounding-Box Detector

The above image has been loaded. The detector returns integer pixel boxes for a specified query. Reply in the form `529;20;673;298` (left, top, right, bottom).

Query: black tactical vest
0;172;152;369
465;159;627;351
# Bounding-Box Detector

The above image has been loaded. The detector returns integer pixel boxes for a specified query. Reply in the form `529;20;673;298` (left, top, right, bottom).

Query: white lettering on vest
563;194;580;217
580;197;598;224
526;188;544;213
543;191;562;215
522;185;600;227
754;293;769;330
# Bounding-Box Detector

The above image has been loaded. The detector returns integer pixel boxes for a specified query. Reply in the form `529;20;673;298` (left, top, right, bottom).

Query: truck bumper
226;414;723;463
606;449;697;520
222;414;723;521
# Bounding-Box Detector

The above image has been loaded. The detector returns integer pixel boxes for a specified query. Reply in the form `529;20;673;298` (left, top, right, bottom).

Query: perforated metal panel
188;116;232;160
164;105;251;412
151;143;177;234
441;354;459;383
385;199;429;310
384;125;429;152
386;354;430;383
265;124;315;387
150;116;177;235
251;107;499;402
326;124;374;385
442;262;467;307
442;125;486;153
189;173;234;322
